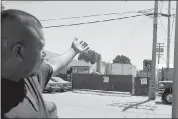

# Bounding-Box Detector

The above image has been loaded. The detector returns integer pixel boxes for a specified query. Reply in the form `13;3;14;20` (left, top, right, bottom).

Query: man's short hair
1;9;42;28
1;9;43;50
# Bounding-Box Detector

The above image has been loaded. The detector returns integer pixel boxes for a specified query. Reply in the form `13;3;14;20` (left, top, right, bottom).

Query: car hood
158;81;173;84
48;80;56;84
51;77;71;84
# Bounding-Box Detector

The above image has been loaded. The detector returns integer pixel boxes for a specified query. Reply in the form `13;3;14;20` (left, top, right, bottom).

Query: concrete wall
90;63;97;73
156;68;174;81
101;64;106;74
163;68;174;81
105;63;137;77
137;70;151;77
105;63;112;75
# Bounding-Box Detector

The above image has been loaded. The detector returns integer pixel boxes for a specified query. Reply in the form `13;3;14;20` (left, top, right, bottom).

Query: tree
78;50;100;64
113;55;131;64
66;68;73;74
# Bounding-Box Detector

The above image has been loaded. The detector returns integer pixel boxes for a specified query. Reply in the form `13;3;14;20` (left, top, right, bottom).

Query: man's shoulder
36;60;53;89
38;61;53;75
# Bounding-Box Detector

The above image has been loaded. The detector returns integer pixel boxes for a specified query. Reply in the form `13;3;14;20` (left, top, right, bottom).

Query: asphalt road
43;91;172;118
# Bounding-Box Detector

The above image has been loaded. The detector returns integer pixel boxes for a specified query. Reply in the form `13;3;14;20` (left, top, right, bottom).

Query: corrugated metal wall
133;77;150;96
71;74;133;93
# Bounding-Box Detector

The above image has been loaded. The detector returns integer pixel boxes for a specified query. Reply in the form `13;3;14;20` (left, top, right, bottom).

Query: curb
73;89;131;95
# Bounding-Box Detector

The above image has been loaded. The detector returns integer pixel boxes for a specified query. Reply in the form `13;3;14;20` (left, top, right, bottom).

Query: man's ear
12;43;24;61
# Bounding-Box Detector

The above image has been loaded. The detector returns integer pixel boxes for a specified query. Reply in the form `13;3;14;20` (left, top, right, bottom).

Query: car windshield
51;77;67;83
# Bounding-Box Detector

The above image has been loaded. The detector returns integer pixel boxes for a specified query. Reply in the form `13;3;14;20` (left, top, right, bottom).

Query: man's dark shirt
2;61;53;118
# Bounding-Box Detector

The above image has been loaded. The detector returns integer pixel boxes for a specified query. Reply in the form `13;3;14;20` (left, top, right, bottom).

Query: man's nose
41;51;46;58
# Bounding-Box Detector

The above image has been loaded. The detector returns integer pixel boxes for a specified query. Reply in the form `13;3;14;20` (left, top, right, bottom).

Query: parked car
91;72;101;75
157;80;173;104
43;77;72;93
45;101;58;118
43;80;61;93
52;77;72;91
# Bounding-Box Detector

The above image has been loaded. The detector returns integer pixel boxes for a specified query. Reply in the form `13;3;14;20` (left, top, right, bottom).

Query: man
2;9;89;118
66;68;73;82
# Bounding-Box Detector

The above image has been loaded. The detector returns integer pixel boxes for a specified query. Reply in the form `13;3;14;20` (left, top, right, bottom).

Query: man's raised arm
48;38;89;77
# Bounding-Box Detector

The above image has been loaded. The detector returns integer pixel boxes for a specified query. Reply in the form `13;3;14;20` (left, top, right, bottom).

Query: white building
105;63;137;77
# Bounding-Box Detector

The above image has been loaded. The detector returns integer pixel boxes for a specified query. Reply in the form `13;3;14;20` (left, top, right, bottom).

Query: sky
2;1;177;70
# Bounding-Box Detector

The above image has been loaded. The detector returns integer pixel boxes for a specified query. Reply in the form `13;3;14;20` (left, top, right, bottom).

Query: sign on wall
103;76;109;83
140;78;147;85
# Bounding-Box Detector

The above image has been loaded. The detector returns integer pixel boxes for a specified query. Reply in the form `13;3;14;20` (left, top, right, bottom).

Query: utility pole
156;43;164;65
165;0;172;81
166;0;171;69
172;1;178;118
96;54;102;73
156;43;164;82
148;0;159;100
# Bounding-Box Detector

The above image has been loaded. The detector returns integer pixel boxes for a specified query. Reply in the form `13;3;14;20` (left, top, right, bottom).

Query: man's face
22;26;45;76
2;19;45;80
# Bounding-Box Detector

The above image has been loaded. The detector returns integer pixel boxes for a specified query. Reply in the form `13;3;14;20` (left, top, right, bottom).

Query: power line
160;56;166;63
122;16;146;42
43;13;153;28
2;1;12;5
157;2;168;36
165;8;176;11
158;2;175;44
170;16;175;37
40;8;153;22
158;15;168;35
159;1;164;13
2;1;44;5
158;1;168;45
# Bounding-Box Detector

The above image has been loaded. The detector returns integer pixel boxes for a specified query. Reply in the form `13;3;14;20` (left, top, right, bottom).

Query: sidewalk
72;89;131;96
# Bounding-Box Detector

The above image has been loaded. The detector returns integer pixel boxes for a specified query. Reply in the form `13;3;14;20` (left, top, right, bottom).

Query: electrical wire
158;1;175;43
159;1;164;13
121;16;146;43
43;13;152;28
160;56;166;63
2;1;44;5
129;17;145;37
158;1;168;36
2;1;13;4
158;1;175;45
165;8;176;11
158;1;168;45
158;15;168;35
170;16;175;37
40;8;153;22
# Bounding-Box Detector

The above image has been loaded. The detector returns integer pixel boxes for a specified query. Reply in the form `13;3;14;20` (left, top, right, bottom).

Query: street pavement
43;90;172;118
